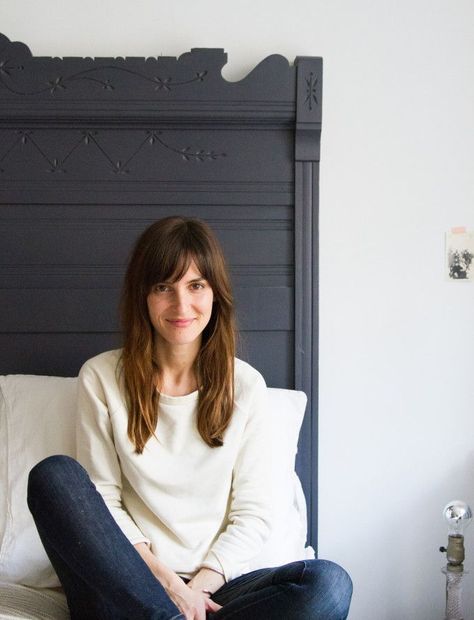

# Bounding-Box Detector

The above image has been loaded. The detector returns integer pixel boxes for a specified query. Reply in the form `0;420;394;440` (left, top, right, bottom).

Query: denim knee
27;455;87;508
303;559;353;618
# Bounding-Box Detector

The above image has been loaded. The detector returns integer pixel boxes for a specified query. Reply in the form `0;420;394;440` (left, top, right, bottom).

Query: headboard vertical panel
0;33;322;550
294;57;322;546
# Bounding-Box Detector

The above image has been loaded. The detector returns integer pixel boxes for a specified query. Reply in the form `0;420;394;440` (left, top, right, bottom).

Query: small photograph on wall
446;228;474;281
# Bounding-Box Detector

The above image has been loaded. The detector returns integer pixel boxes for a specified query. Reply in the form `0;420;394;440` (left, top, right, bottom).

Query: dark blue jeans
27;455;352;619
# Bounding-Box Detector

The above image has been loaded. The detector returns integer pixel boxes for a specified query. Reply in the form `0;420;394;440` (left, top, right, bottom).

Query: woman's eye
190;282;204;290
153;284;170;293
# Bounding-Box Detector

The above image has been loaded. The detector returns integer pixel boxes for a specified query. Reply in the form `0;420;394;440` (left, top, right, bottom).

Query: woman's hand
134;543;223;619
187;567;226;595
166;580;222;619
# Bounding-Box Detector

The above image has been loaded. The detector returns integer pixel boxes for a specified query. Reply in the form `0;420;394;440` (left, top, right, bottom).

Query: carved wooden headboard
0;32;322;547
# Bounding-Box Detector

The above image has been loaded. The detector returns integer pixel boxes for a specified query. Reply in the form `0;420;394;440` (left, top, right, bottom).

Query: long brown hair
120;216;236;453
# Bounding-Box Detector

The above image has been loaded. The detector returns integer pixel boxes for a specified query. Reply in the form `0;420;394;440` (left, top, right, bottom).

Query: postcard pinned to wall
446;228;474;281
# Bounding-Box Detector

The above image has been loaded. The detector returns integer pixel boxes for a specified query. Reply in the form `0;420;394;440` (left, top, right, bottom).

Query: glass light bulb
443;501;473;537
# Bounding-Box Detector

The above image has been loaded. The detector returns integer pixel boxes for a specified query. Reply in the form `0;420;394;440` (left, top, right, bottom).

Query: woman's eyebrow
156;276;207;286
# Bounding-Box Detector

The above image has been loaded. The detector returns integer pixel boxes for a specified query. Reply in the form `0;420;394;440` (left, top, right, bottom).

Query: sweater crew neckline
157;390;199;405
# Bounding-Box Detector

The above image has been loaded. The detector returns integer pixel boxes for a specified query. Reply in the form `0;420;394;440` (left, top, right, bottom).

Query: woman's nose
173;289;189;312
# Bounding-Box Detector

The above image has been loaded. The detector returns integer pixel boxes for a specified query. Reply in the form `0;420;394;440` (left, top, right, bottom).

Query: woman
27;216;352;619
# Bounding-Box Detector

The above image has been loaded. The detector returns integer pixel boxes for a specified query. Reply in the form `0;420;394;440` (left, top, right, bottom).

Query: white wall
2;1;474;617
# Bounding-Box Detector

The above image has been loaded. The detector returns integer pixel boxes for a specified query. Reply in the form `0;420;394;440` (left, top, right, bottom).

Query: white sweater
75;349;273;582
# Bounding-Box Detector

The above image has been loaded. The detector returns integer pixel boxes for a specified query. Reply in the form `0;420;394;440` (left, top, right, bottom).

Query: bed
0;31;323;618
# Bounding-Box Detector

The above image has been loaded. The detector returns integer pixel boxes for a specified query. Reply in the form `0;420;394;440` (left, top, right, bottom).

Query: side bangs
145;247;213;290
145;248;192;290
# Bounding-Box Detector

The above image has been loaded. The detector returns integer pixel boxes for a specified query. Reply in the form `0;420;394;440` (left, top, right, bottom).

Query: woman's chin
156;330;203;349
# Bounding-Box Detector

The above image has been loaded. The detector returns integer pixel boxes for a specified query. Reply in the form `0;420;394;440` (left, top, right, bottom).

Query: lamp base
441;568;468;620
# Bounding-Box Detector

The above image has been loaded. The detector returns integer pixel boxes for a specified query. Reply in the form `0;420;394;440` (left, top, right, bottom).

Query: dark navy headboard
0;33;322;548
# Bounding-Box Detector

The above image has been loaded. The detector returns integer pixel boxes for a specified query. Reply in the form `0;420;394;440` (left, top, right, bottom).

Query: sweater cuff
200;550;247;583
130;535;151;547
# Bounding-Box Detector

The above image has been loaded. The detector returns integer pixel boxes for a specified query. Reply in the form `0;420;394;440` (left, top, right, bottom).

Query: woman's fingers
206;598;223;612
171;582;223;619
177;588;217;620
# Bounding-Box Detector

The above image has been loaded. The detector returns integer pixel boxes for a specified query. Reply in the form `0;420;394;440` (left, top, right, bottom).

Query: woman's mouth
166;319;195;328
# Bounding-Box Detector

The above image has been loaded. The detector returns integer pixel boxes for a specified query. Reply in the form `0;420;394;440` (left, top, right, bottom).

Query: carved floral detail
0;129;226;174
304;72;319;111
47;77;66;94
0;60;208;96
148;131;226;162
0;58;23;76
152;71;207;91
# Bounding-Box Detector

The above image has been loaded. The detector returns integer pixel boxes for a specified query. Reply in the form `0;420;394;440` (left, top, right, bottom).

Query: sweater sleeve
199;372;274;582
75;359;150;546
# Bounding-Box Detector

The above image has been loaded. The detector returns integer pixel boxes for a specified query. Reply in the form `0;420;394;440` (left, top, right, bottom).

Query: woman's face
146;260;214;351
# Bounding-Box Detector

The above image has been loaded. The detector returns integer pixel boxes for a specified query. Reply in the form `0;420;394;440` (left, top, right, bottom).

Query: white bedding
0;375;312;618
0;583;69;620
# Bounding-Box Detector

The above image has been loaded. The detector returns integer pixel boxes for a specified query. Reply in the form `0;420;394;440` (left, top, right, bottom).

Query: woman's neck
153;340;200;396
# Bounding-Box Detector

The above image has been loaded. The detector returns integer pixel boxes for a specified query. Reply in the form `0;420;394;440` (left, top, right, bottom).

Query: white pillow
0;375;313;588
0;376;77;588
249;388;315;569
